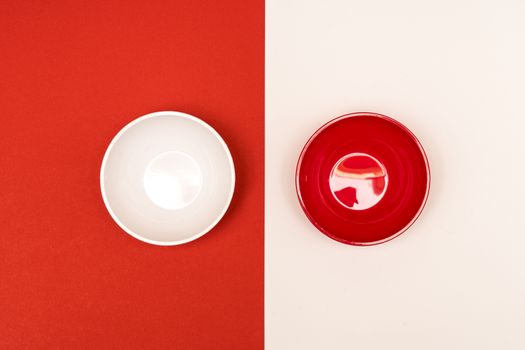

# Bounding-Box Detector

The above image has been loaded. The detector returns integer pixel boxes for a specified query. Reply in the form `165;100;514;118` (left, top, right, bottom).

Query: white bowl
100;111;235;245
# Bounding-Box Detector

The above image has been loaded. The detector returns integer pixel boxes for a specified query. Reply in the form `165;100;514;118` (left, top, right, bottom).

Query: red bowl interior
296;112;430;245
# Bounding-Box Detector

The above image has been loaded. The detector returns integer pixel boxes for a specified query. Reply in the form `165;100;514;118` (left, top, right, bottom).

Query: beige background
266;0;525;348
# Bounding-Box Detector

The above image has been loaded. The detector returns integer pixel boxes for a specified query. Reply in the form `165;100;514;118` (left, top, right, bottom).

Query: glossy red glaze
329;153;388;210
296;112;430;245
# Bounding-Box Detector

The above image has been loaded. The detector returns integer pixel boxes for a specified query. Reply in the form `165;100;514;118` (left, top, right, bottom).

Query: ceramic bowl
100;111;235;245
296;112;430;245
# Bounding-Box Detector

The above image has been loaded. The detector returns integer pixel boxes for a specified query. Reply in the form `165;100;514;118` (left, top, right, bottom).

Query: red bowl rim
295;112;431;246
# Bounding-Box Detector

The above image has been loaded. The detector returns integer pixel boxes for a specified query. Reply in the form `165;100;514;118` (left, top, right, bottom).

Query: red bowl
296;112;430;246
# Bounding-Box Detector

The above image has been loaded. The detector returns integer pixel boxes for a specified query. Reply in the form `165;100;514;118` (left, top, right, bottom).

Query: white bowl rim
100;110;236;246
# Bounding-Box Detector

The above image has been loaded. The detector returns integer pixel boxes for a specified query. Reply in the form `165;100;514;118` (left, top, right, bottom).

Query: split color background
2;0;525;349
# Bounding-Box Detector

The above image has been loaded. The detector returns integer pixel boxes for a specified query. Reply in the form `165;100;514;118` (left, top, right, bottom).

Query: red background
0;0;263;348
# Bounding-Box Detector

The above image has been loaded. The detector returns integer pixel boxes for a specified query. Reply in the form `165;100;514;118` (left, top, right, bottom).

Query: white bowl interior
100;112;235;245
